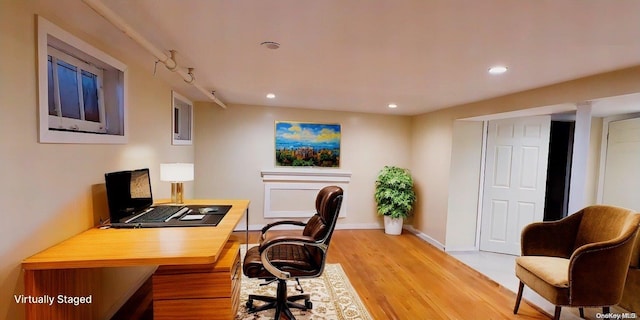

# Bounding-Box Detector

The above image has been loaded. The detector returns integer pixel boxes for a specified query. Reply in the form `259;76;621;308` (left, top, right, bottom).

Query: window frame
171;91;193;145
37;15;128;144
47;46;107;134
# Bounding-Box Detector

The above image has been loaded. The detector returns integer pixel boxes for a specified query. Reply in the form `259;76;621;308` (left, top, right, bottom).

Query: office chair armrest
259;221;308;243
259;236;320;280
261;220;307;234
259;235;318;252
521;212;582;257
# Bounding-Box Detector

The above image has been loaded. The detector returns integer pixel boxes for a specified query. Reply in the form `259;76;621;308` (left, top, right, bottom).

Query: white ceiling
37;0;640;115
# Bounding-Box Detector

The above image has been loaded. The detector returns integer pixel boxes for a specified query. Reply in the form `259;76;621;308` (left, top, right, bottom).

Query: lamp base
171;182;184;204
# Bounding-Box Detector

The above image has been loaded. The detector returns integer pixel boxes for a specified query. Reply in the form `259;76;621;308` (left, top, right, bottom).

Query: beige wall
445;121;484;250
193;103;412;228
411;66;640;247
0;2;194;319
409;112;454;244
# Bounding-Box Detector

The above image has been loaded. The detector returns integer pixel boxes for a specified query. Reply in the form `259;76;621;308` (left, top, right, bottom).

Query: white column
567;102;592;214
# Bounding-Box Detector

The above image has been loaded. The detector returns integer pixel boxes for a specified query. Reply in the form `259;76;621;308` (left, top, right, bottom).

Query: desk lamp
160;163;194;204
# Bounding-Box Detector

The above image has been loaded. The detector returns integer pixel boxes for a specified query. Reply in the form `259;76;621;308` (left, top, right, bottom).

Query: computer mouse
199;207;219;214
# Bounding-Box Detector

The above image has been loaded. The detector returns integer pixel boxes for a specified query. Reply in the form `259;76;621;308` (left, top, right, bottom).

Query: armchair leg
513;281;524;314
579;307;584;318
603;306;610;314
553;306;562;320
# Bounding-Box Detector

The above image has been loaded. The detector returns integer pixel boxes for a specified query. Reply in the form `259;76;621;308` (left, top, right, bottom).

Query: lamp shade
160;163;194;182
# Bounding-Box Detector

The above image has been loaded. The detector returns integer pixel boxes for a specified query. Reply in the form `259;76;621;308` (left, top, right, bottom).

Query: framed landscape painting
275;121;341;167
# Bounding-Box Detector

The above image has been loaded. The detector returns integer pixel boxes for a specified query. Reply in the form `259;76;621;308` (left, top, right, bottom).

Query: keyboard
128;206;188;223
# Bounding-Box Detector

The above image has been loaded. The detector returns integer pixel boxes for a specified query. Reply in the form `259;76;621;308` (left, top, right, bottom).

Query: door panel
516;202;535;234
521;147;540;188
488;200;509;241
480;116;550;255
494;146;513;187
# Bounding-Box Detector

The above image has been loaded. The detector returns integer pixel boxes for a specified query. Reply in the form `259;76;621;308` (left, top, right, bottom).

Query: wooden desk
22;199;249;320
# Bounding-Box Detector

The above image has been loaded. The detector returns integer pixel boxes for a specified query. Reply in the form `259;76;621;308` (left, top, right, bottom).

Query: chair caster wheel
246;299;254;310
305;300;313;310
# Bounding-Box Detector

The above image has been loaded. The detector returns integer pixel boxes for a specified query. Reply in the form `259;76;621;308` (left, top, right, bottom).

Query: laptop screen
105;168;153;221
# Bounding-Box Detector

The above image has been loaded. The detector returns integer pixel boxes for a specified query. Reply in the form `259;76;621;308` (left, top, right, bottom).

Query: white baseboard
403;225;446;251
444;246;479;252
336;223;382;230
235;222;383;232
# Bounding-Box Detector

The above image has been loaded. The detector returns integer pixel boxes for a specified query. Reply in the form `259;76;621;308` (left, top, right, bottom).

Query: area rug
236;246;372;319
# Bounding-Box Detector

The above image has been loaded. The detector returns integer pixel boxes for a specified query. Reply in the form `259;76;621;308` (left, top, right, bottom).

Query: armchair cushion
516;256;569;288
516;256;570;306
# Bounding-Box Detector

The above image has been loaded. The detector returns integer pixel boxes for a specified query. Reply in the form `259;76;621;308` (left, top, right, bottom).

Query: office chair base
246;280;312;320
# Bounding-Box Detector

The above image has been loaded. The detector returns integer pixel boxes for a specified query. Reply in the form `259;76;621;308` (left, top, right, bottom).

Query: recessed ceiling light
488;66;508;75
260;41;281;50
266;93;276;99
388;103;398;109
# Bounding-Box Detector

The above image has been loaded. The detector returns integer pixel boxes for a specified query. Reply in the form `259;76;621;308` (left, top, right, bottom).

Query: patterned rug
236;246;372;319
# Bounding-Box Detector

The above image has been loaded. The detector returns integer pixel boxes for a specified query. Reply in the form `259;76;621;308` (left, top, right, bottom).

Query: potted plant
374;166;416;235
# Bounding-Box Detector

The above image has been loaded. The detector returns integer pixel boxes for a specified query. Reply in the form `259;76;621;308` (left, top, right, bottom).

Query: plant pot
384;216;403;235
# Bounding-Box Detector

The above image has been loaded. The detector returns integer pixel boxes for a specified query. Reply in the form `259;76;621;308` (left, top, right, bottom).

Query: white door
480;116;551;255
602;117;640;211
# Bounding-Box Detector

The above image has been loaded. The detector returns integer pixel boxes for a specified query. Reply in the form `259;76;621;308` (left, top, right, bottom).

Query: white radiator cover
261;168;351;218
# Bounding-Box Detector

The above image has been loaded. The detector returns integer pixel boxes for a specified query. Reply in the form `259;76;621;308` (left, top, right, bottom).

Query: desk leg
246;207;249;250
23;268;100;320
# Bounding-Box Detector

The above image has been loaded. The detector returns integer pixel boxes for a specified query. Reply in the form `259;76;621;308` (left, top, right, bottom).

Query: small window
172;91;193;145
47;47;106;133
37;16;127;144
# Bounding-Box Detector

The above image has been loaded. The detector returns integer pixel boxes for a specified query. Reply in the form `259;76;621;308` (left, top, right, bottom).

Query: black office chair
242;186;343;320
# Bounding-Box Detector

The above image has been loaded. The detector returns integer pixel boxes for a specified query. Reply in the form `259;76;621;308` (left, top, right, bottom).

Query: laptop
104;168;231;228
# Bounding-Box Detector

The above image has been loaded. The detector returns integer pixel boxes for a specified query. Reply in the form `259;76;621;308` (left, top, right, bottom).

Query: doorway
543;121;575;221
479;116;551;255
478;117;576;255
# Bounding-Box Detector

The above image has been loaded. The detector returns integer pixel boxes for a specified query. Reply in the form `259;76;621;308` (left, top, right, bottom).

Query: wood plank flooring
237;229;549;320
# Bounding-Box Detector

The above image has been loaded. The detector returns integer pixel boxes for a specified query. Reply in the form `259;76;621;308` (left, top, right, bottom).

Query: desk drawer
153;270;233;299
153;242;240;300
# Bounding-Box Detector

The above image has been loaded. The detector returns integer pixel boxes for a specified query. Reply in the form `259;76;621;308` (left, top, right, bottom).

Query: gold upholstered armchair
513;205;640;320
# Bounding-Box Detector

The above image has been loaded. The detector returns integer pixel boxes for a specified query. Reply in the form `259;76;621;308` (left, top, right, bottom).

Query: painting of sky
275;122;341;167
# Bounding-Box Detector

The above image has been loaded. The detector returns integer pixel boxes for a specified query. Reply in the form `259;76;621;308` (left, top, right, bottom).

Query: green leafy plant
374;166;416;219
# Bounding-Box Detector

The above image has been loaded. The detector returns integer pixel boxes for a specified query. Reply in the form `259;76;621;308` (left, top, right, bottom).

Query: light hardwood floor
238;229;549;320
116;229;550;319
